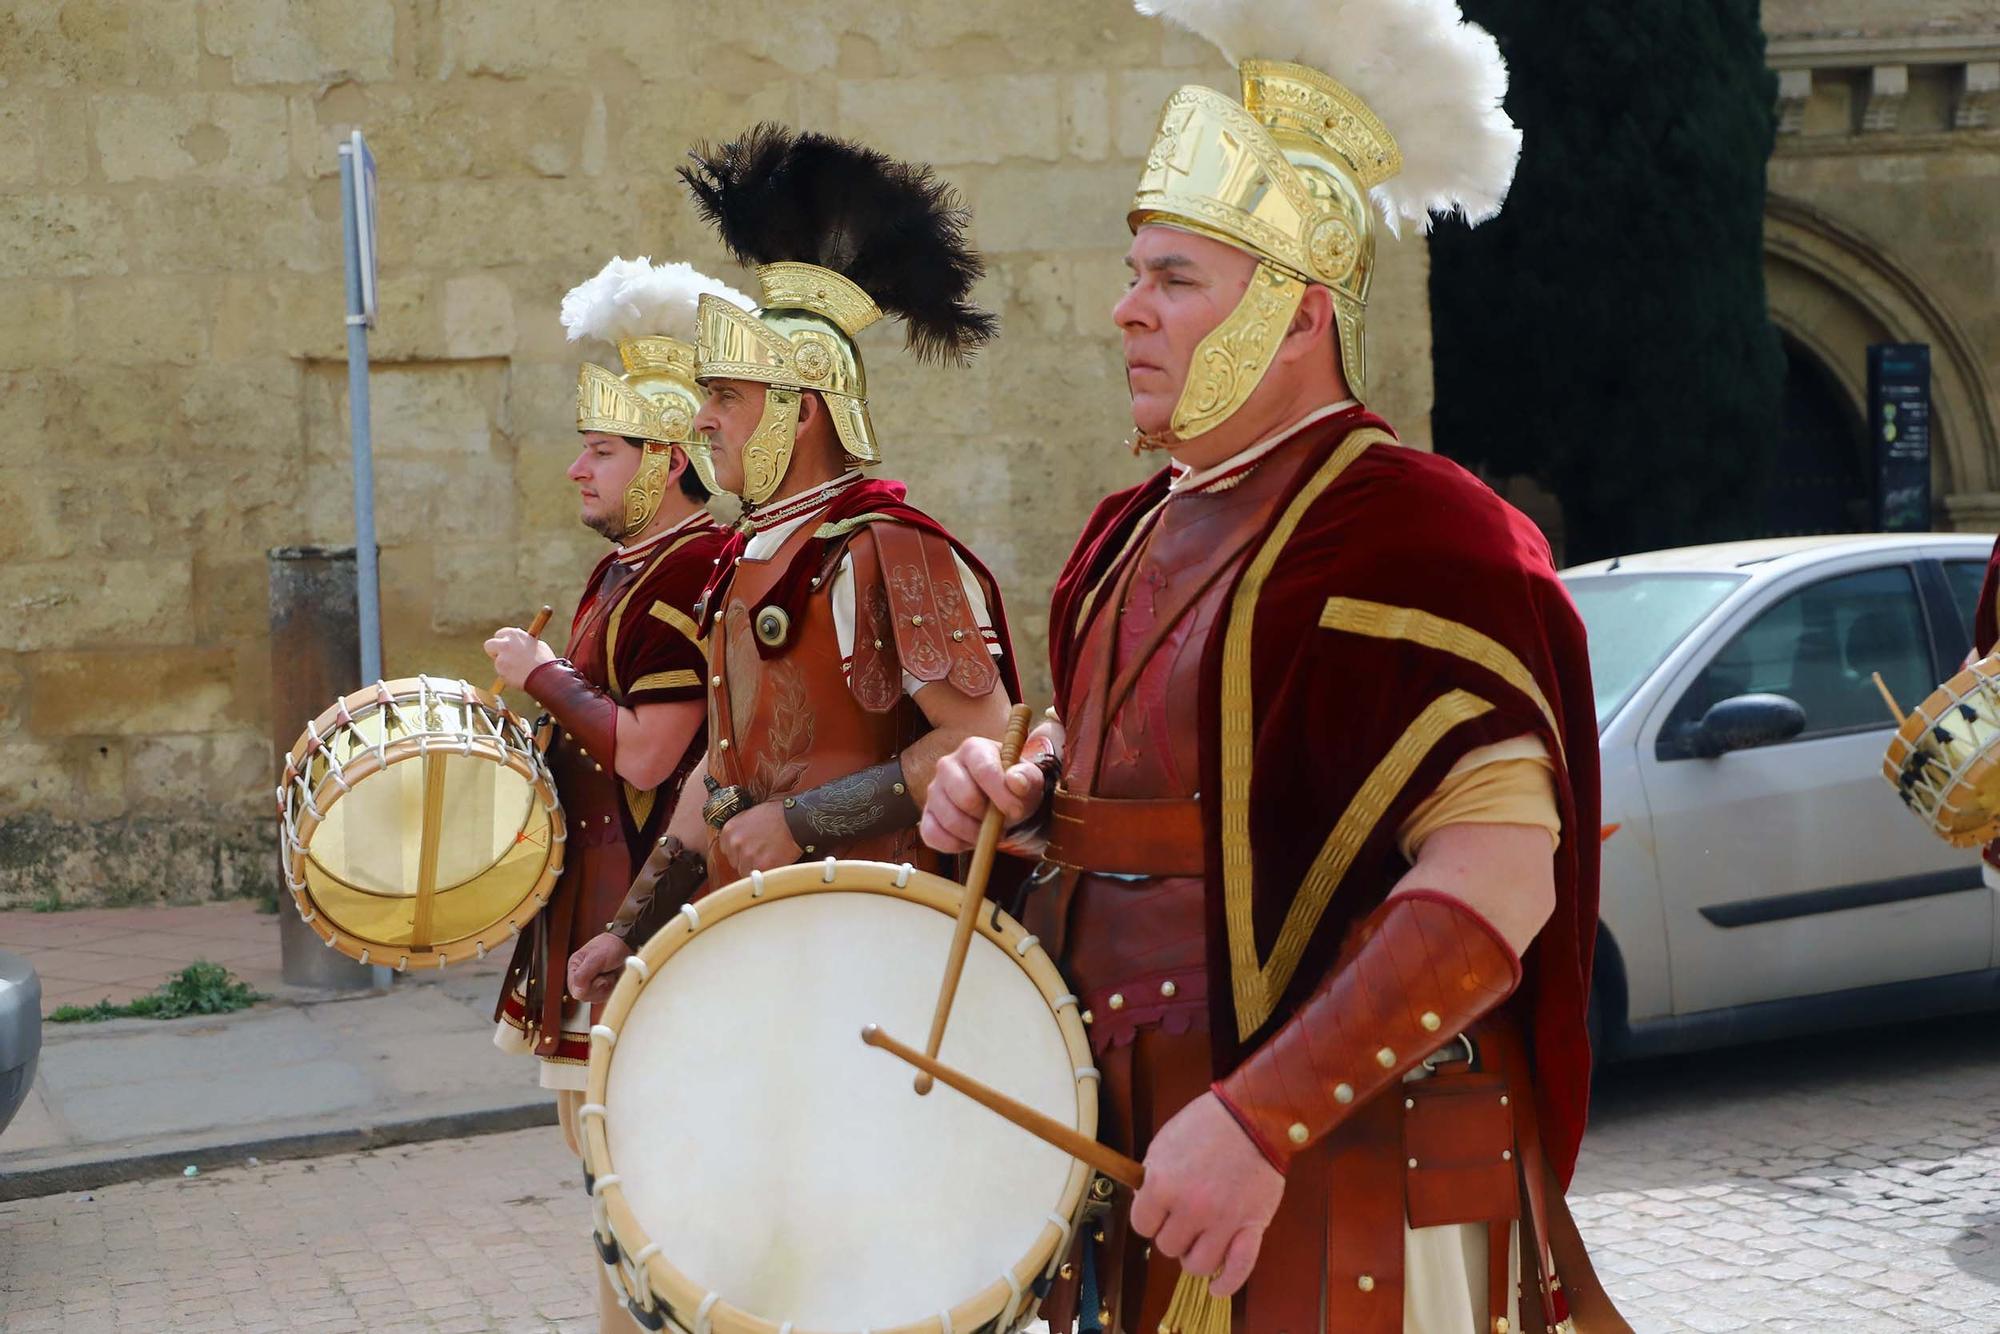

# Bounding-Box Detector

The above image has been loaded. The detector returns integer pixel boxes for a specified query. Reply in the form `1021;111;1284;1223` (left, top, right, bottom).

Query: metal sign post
337;130;384;684
1869;343;1932;533
334;131;393;988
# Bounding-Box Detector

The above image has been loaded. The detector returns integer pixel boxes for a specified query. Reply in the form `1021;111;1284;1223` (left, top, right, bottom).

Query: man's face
568;432;642;539
691;378;768;497
1113;226;1258;436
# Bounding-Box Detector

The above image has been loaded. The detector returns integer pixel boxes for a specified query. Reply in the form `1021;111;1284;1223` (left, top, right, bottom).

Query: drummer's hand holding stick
920;707;1062;861
484;606;556;695
863;1027;1253;1326
912;703;1034;1094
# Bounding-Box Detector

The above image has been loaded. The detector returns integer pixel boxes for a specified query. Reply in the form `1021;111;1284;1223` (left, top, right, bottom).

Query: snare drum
278;676;565;970
580;858;1097;1334
1884;654;2000;846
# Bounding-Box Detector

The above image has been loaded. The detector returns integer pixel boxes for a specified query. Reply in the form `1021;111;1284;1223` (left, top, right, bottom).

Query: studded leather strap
1212;889;1522;1173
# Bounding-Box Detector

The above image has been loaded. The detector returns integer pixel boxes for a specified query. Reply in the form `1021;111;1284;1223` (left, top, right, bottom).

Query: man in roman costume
626;127;1021;898
485;257;747;1331
922;3;1626;1330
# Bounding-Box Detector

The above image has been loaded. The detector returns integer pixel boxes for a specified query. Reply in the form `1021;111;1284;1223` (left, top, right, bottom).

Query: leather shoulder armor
857;521;1001;705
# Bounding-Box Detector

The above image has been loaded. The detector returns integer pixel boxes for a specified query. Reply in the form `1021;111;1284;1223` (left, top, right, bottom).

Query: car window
1945;559;1989;655
1664;565;1930;745
1564;573;1745;727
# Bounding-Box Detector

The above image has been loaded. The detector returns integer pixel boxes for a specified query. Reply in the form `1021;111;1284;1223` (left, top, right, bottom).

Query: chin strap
523;658;620;771
1213;889;1522;1173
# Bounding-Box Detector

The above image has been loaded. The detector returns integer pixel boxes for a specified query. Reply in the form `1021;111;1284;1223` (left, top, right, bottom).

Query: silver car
1564;533;1997;1059
0;948;40;1137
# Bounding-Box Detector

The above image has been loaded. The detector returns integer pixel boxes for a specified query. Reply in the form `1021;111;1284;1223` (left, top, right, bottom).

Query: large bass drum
1884;654;2000;848
278;676;565;970
580;859;1097;1334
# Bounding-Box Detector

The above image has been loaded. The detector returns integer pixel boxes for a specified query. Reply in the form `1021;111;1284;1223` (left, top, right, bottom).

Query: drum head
283;678;560;966
600;876;1084;1332
305;751;553;947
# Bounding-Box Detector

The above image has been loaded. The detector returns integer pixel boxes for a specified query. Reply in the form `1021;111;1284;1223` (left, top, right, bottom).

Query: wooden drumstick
915;702;1035;1094
491;605;555;697
864;1024;1144;1189
1872;671;1906;726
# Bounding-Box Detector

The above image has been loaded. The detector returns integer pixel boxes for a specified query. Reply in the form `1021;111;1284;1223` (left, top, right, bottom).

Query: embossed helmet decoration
561;257;755;536
1130;0;1521;441
679;125;997;507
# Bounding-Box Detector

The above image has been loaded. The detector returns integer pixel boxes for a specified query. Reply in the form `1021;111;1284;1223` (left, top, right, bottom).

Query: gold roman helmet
1129;0;1521;445
681;125;996;508
560;257;755;538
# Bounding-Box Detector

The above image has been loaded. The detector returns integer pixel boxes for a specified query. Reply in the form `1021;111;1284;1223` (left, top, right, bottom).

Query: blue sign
1869;343;1931;532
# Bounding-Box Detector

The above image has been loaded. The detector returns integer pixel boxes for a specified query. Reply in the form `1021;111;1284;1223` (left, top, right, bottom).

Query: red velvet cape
1048;411;1603;1184
698;476;1023;702
1974;534;2000;657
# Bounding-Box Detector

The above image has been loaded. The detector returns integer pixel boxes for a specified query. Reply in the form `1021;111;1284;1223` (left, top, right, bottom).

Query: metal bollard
267;546;381;991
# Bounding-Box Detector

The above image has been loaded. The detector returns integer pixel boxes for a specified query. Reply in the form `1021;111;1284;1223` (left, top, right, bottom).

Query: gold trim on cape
1218;426;1393;1041
1243;687;1496;1039
646;600;707;650
1318;597;1565;763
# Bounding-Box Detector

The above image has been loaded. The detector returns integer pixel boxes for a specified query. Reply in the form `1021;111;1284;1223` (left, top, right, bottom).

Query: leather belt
1044;788;1205;878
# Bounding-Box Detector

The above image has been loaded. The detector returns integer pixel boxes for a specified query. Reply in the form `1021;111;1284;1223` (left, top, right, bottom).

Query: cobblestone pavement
5;1012;2000;1332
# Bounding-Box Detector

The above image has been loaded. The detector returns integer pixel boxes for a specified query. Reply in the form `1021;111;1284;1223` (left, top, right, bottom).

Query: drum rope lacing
278;677;564;965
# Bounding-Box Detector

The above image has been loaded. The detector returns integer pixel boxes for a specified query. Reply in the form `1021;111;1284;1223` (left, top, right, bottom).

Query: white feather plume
560;257;754;345
1135;0;1521;234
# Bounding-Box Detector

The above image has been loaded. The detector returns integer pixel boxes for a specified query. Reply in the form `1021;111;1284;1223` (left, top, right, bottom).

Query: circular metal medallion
1308;215;1360;284
794;338;833;383
754;605;790;647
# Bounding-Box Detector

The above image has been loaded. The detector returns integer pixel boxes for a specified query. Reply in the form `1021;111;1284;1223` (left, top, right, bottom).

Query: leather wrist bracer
1212;889;1523;1173
779;759;921;855
523;658;618;768
606;835;708;946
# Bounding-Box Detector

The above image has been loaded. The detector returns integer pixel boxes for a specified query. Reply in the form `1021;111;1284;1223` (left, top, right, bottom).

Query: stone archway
1763;194;2000;528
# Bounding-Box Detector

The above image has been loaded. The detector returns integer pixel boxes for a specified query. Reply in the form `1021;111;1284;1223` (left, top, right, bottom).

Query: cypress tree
1428;0;1785;563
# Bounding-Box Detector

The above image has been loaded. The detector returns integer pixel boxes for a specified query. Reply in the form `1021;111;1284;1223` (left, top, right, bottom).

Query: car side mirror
1691;693;1807;758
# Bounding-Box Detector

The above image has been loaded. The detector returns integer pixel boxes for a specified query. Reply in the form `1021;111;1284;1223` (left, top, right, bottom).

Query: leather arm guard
779;759;920;854
606;835;708;946
523;658;619;768
1213;889;1523;1173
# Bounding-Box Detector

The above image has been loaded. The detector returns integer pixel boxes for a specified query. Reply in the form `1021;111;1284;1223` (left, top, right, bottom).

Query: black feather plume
680;124;998;365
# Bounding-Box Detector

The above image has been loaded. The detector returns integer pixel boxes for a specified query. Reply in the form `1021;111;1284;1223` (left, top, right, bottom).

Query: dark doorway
1754;334;1870;537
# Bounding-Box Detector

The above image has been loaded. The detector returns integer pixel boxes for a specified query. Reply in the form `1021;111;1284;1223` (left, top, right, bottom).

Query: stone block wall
1760;0;2000;524
0;0;1436;907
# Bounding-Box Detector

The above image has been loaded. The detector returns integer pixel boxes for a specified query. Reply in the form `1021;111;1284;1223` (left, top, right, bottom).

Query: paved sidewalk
0;901;550;1200
9;1007;2000;1331
0;901;291;1017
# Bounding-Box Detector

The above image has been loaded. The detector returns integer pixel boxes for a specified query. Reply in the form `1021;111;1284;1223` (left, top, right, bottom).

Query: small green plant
29;888;67;913
48;962;265;1023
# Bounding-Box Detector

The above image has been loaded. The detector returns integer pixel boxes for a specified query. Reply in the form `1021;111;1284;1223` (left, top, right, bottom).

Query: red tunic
496;514;731;1064
1041;410;1601;1331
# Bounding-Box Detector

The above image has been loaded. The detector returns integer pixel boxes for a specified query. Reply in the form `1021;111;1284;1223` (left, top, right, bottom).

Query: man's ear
797;390;822;428
1277;284;1337;365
